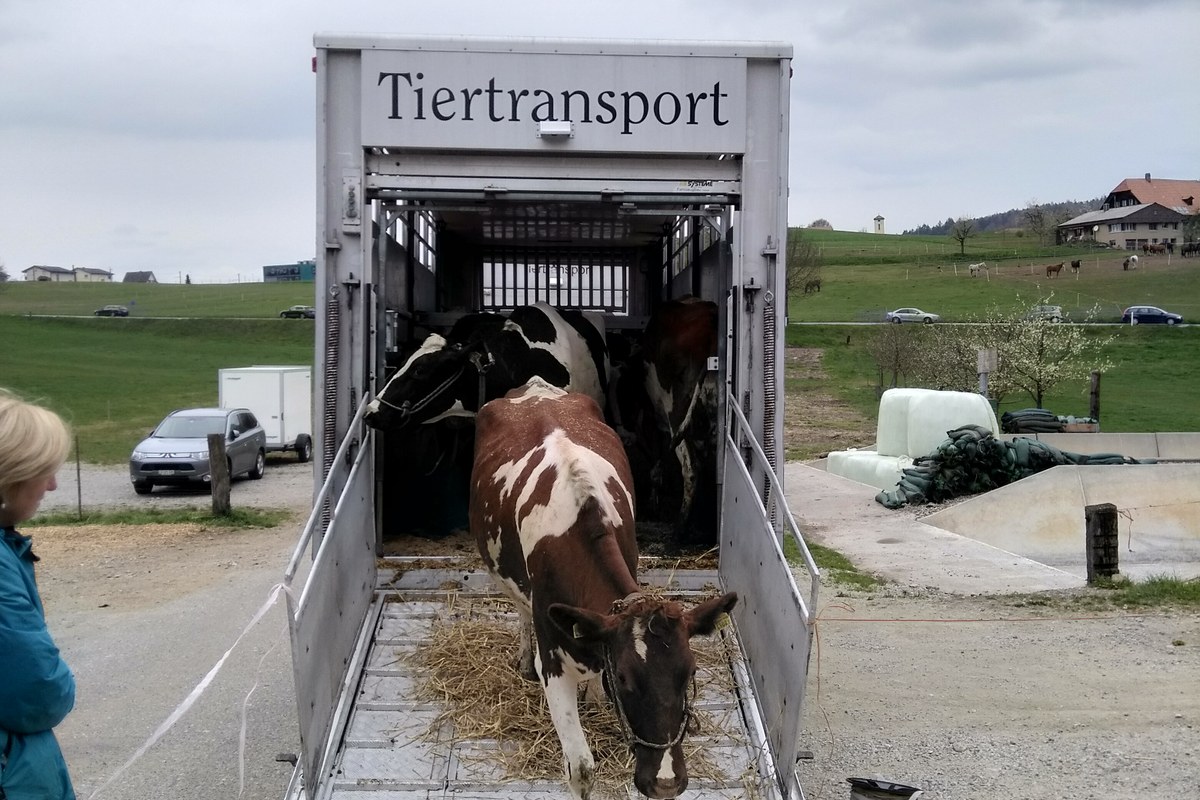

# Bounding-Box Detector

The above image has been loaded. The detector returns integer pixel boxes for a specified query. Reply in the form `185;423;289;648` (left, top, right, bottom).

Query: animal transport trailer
284;33;820;800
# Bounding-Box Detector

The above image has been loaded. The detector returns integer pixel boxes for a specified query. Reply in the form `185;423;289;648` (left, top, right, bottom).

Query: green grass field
786;323;1200;432
0;316;313;462
1;228;1197;464
790;229;1200;324
0;280;316;318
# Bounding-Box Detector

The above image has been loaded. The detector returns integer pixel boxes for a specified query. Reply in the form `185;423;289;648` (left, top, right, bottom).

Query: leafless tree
1023;200;1051;246
950;216;976;255
868;324;922;390
786;228;823;302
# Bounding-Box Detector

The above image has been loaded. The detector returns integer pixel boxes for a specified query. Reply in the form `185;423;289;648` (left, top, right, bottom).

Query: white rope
86;582;291;799
239;638;281;797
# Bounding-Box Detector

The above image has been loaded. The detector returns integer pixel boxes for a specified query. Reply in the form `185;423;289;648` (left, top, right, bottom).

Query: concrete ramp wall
922;464;1200;579
1001;432;1200;461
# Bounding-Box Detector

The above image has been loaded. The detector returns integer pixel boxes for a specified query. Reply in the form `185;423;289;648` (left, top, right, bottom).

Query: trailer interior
285;35;819;800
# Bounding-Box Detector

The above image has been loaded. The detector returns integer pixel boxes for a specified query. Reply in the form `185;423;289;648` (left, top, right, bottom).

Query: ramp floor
319;566;782;799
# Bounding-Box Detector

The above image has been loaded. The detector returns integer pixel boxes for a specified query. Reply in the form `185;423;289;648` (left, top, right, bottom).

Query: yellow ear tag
573;623;584;639
715;612;732;631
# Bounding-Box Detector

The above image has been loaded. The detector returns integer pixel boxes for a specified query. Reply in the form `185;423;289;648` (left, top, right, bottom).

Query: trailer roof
313;33;792;59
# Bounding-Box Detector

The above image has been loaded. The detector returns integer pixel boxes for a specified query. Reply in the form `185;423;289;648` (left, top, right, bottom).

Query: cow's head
549;591;739;799
364;334;490;430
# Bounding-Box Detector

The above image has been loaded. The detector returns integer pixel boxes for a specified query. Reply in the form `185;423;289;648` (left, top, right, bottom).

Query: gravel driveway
34;457;1200;800
41;455;315;514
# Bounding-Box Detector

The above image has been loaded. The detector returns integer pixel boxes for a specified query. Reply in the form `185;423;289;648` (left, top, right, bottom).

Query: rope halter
601;594;695;752
370;345;494;426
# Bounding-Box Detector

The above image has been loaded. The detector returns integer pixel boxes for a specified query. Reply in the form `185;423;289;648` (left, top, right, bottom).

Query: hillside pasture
0;280;316;318
0;316;313;463
790;230;1198;324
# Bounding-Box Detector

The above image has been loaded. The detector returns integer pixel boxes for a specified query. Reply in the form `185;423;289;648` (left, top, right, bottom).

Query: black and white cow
613;298;720;548
364;302;609;431
471;378;737;800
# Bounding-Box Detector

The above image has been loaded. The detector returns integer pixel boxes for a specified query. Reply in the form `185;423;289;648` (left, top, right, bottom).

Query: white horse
968;261;987;277
1123;254;1139;271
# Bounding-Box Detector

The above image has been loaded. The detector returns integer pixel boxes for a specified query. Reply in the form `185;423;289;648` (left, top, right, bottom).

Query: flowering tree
891;298;1115;407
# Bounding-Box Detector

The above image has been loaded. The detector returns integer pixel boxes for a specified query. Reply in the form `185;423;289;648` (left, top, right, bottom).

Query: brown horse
1046;262;1064;278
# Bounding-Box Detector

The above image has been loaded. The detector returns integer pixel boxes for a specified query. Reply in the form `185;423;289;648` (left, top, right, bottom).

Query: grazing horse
1123;255;1139;271
470;377;737;800
1070;259;1081;274
968;261;987;277
1045;262;1064;278
802;278;821;294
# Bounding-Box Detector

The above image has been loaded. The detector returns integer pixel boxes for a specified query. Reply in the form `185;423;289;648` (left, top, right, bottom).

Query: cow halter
371;347;494;424
601;602;694;752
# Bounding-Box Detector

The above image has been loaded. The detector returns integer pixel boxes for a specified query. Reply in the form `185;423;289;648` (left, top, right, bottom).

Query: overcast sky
2;0;1196;283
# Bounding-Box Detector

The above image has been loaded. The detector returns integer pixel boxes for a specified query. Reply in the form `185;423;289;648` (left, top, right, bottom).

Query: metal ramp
321;566;783;800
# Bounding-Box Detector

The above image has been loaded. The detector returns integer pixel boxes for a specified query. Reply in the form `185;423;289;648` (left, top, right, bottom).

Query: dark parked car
280;305;316;319
94;305;129;317
1121;305;1182;325
129;407;266;494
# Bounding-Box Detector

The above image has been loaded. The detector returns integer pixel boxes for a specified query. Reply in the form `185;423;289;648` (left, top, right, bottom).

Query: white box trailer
285;34;819;800
218;366;314;462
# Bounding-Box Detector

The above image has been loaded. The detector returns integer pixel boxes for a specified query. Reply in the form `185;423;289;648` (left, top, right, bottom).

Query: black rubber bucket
847;777;923;799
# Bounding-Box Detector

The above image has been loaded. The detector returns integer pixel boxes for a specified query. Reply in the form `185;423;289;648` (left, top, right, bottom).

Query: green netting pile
875;424;1146;509
1000;407;1099;433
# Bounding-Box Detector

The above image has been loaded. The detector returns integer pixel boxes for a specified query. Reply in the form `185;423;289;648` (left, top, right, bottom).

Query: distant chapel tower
873;215;885;234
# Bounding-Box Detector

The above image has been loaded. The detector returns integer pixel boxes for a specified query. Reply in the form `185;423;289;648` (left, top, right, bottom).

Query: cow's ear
548;603;613;646
685;592;738;637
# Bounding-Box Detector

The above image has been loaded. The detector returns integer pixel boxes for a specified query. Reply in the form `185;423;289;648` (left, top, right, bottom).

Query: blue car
1122;305;1182;325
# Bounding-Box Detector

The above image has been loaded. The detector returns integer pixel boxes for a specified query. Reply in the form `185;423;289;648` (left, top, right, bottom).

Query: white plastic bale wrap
876;388;998;458
826;449;915;491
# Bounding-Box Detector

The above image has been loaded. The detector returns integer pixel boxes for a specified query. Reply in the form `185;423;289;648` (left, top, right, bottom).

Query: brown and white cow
470;377;737;799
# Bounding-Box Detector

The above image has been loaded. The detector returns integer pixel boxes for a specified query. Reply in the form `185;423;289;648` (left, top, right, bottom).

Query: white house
21;265;113;282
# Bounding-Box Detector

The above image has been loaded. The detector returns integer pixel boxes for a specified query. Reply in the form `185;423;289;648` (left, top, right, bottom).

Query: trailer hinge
342;272;361;309
761;235;778;257
743;277;761;313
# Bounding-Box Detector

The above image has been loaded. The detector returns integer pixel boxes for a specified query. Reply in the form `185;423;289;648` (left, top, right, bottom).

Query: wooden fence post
208;433;231;516
1089;370;1101;424
1085;503;1119;583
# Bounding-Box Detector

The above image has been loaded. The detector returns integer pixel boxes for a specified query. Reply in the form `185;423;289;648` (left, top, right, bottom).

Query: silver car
885;307;940;324
130;407;266;494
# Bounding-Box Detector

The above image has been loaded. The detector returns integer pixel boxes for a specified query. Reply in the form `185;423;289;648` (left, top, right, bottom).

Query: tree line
902;197;1104;237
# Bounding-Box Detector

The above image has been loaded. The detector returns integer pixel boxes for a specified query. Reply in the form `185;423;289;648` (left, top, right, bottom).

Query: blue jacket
0;526;76;800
